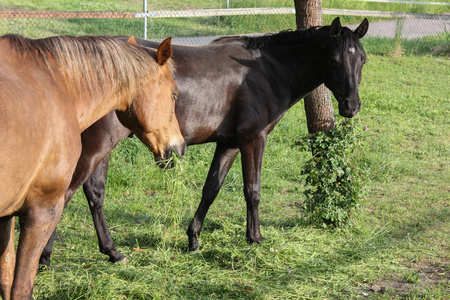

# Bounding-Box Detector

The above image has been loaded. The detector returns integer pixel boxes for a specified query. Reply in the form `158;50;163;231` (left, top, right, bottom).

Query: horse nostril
339;99;361;118
351;101;361;115
171;141;187;157
178;143;187;156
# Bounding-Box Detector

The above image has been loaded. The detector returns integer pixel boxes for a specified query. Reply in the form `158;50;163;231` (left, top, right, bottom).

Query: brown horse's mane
2;34;172;98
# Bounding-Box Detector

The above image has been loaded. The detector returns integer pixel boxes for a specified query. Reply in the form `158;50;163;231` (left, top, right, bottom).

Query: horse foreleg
12;198;64;299
187;144;239;251
0;216;15;300
83;154;126;263
240;133;267;244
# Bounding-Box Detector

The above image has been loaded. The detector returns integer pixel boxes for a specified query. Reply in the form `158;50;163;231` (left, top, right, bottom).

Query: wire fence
0;3;448;46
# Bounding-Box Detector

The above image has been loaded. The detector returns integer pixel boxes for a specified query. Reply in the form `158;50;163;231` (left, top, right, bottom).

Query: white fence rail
356;0;449;5
0;6;448;43
135;7;449;19
134;7;450;41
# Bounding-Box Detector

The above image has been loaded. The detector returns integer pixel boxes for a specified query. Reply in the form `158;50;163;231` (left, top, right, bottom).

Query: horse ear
127;36;138;45
330;17;342;38
354;18;369;39
157;37;173;66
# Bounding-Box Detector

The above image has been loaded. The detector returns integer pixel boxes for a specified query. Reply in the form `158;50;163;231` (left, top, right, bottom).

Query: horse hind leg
239;134;267;245
187;144;239;251
83;155;126;263
39;230;56;269
0;216;15;300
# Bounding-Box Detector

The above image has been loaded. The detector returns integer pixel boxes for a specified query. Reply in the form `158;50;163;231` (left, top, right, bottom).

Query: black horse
40;17;369;266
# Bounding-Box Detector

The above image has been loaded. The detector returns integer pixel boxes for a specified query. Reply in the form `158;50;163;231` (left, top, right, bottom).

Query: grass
1;0;448;13
1;0;448;39
0;0;448;298
26;33;449;299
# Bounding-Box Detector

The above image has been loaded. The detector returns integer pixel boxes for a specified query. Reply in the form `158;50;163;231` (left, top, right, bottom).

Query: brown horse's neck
3;34;159;133
73;90;130;132
42;64;130;132
41;54;139;133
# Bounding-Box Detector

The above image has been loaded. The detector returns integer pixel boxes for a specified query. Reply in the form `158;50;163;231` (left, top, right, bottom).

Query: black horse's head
323;17;369;118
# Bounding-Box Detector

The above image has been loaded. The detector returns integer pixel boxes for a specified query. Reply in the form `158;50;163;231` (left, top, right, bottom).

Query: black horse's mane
212;26;329;50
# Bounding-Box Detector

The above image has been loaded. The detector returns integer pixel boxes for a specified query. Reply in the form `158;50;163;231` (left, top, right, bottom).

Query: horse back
123;37;257;145
115;36;288;145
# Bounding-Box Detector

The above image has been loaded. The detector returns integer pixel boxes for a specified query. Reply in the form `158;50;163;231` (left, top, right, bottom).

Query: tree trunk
293;0;336;134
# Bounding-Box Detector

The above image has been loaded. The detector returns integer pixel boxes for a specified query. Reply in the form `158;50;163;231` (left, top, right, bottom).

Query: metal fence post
143;0;147;40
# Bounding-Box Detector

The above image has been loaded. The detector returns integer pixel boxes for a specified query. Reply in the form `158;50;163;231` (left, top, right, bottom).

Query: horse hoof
246;235;262;244
188;241;200;252
38;264;51;273
188;246;199;252
110;254;128;264
118;257;129;264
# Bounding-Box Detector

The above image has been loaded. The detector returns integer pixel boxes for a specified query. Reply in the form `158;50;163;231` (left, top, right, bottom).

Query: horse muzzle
154;139;186;169
338;98;361;118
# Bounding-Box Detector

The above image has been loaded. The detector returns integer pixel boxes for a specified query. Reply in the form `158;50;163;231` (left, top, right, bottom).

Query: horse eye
331;57;341;66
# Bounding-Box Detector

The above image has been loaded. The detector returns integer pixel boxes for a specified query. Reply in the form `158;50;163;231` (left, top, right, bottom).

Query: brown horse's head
117;37;186;168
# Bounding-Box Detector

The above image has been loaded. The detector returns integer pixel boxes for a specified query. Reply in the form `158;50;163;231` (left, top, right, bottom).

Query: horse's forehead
339;35;365;57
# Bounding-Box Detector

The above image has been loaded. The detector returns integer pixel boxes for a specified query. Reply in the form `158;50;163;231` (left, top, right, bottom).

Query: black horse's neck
266;28;333;102
231;27;334;103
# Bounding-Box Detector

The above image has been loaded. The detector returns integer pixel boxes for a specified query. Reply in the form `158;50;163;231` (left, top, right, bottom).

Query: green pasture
0;0;448;299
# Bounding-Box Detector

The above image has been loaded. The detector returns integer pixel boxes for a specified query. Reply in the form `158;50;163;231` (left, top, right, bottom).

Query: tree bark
293;0;336;134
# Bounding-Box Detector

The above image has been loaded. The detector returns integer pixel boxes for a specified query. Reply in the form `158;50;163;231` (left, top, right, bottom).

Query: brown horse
0;35;185;299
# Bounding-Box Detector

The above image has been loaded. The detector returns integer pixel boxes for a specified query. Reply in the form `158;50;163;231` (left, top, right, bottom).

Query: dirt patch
360;260;449;297
414;261;449;282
